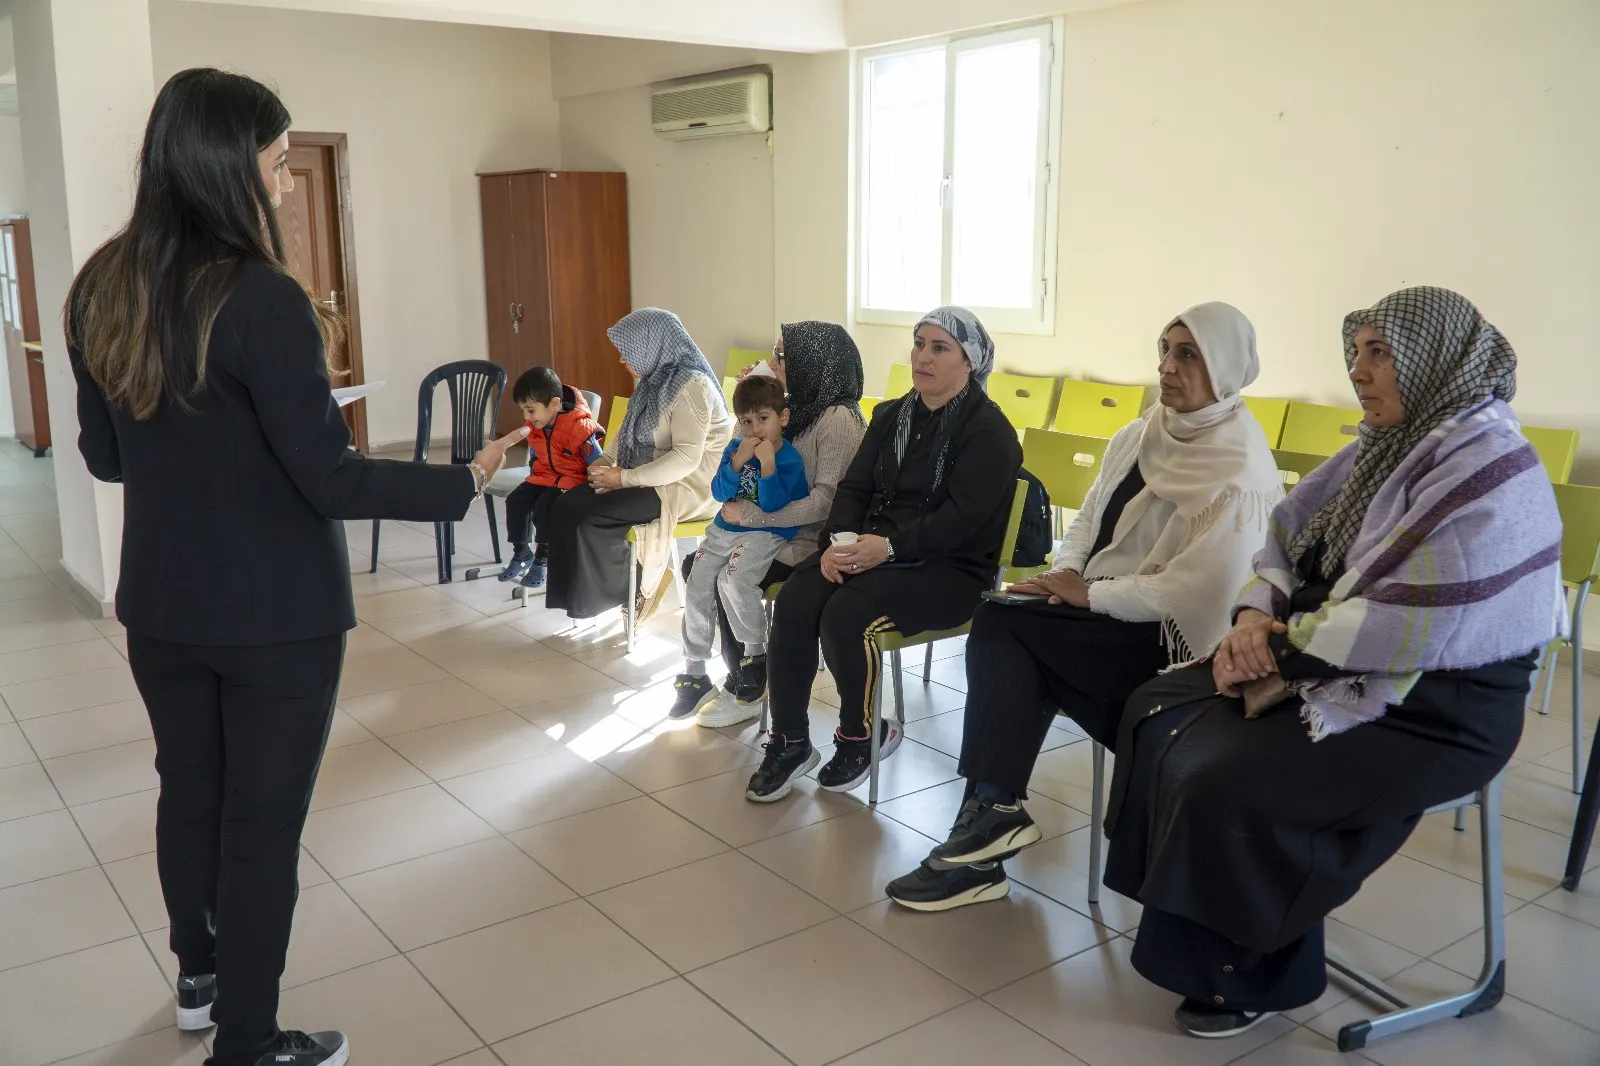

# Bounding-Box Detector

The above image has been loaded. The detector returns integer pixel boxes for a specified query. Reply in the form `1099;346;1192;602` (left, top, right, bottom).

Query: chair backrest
1243;396;1290;448
1279;401;1361;456
1272;448;1327;490
727;347;769;377
606;395;630;445
1553;482;1600;586
1052;379;1147;438
886;362;913;398
1522;425;1579;484
1023;428;1110;511
988;372;1057;434
859;396;882;422
414;360;506;464
994;479;1030;590
579;390;602;419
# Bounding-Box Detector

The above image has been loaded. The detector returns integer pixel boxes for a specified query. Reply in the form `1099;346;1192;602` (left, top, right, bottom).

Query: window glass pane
861;49;945;312
949;37;1043;310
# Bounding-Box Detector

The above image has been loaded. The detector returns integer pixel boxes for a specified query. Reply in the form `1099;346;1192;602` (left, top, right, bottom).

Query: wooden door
543;171;633;414
0;219;48;454
480;174;518;389
282;135;367;451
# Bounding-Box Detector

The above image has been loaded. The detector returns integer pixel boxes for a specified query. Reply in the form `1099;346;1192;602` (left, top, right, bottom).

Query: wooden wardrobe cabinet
1;217;49;456
478;169;632;435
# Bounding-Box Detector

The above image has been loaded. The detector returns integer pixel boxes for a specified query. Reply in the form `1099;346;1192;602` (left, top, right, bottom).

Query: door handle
510;302;524;334
321;290;341;310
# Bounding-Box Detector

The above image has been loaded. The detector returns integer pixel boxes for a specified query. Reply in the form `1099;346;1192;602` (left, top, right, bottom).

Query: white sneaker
696;687;762;729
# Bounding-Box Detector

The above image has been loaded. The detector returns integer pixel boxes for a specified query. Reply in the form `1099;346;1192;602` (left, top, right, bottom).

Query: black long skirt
543;485;661;619
1104;656;1532;1005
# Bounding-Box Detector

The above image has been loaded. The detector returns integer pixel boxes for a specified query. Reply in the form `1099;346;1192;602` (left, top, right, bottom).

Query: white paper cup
830;532;859;547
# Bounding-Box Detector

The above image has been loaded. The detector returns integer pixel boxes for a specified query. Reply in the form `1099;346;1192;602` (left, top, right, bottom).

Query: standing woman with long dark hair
67;69;526;1066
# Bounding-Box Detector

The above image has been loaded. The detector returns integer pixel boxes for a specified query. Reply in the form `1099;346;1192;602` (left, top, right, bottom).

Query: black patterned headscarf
780;321;865;441
1288;286;1518;578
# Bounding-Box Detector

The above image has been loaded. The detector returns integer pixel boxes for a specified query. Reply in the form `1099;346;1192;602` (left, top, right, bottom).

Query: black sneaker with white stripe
253;1029;350;1065
1173;999;1275;1039
925;797;1043;870
175;973;214;1031
817;720;901;792
886;859;1010;911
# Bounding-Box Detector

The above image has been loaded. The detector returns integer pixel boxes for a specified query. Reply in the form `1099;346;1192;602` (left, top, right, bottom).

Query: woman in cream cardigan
544;308;733;620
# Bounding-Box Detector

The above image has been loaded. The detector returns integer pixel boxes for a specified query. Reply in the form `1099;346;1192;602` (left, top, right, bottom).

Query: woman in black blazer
67;70;526;1066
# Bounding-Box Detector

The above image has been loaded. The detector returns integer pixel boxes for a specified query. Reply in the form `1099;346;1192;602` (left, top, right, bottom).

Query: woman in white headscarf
886;301;1283;912
544;308;734;620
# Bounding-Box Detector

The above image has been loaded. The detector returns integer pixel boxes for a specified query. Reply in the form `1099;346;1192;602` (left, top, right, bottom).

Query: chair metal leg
433;522;449;583
1330;778;1506;1052
1564;714;1600;890
923;642;934;685
1088;741;1105;905
1454;806;1468;832
486;495;502;564
1538;643;1560;715
760;599;773;734
1571;583;1589;793
626;540;638;653
369;520;380;574
891;649;905;730
869;650;884;805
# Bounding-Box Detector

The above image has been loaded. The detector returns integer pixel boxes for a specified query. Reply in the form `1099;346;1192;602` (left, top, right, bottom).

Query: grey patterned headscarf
608;308;725;468
913;305;995;390
1288;287;1518;578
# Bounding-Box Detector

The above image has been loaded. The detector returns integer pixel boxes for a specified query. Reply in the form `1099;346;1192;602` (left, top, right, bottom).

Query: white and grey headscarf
1288;287;1518;578
914;305;995;390
608;308;726;468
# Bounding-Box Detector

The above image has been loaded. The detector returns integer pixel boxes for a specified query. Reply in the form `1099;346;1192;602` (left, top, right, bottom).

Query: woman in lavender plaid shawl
1101;287;1565;1040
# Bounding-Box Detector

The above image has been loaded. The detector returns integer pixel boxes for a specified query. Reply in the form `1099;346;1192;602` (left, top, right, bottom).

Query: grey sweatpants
682;523;789;667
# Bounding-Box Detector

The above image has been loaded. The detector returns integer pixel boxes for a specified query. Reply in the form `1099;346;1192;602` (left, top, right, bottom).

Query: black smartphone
981;590;1050;606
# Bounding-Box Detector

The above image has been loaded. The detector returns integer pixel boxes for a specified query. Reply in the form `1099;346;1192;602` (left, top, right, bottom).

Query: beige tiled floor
1;438;1599;1065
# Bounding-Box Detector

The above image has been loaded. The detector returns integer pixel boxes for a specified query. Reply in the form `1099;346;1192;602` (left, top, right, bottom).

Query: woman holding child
677;322;869;728
544;307;734;620
748;306;1022;802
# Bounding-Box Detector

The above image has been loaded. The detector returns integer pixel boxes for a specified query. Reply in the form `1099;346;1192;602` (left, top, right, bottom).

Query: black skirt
1104;657;1532;954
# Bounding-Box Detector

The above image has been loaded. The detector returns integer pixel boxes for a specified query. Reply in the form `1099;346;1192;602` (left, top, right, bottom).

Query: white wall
558;78;776;375
0;116;25;216
149;0;561;445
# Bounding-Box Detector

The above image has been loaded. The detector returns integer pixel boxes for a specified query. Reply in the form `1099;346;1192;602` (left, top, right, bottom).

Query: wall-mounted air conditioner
652;71;770;141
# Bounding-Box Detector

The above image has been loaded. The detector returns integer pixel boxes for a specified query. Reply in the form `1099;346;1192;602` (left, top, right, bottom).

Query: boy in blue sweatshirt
671;375;809;721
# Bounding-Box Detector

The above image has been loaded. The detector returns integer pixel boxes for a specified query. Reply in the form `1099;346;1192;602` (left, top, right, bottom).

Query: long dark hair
66;68;341;418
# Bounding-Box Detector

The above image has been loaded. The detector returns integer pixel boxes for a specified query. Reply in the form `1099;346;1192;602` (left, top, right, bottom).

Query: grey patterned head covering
914;306;995;390
607;308;725;468
780;321;865;441
1288;286;1518;578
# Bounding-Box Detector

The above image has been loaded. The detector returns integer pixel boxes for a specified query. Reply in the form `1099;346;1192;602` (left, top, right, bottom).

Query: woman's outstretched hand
1008;569;1089;607
470;426;531;485
1214;608;1287;696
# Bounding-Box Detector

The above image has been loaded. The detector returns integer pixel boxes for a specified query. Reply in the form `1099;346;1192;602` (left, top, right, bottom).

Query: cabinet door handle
510;302;523;333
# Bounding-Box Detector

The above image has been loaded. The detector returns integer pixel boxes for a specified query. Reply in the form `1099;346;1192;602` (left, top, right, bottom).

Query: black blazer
825;391;1022;582
72;262;476;646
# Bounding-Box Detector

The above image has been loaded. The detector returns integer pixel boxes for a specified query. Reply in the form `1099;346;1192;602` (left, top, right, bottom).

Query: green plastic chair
1523;426;1579;484
1244;396;1290;448
726;347;769;377
1052;379;1147;438
1279;402;1362;456
860;396;882;422
1272;449;1328;490
1023;428;1109;512
987;372;1058;435
721;376;739;405
886;363;913;398
1532;482;1600;794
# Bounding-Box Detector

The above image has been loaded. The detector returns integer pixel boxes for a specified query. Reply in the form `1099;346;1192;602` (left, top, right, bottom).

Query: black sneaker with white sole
1173;998;1275;1039
175;973;214;1031
925;797;1043;869
732;655;767;704
817;720;902;792
745;734;819;803
669;674;718;720
253;1029;350;1066
886;860;1010;911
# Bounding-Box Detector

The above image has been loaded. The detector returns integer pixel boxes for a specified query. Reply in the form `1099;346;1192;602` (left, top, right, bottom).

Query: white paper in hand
333;381;386;408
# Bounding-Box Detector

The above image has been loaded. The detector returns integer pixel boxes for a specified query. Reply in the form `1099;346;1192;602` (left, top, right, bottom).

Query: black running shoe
733;655;767;705
817;720;902;792
1174;999;1275;1039
500;551;533;583
253;1030;350;1066
669;674;718;720
745;734;820;803
925;796;1043;870
175;973;214;1031
887;860;1010;912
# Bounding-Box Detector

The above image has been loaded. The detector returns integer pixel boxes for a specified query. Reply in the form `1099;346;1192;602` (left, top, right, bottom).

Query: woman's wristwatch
884;539;896;563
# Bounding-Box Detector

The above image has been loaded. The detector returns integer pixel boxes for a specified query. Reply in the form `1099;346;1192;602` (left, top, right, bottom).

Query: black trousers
544;484;661;619
768;555;986;741
504;482;560;554
682;554;793;677
126;631;345;1066
957;601;1166;797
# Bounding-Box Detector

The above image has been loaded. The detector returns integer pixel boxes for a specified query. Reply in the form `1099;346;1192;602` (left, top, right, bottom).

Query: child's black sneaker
500;551;533;583
733;655;767;704
669;674;718;720
252;1030;349;1066
520;556;548;590
745;733;819;802
175;972;214;1031
817;720;902;792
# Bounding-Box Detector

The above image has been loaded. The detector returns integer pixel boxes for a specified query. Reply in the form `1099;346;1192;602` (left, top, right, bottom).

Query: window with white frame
857;22;1059;334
